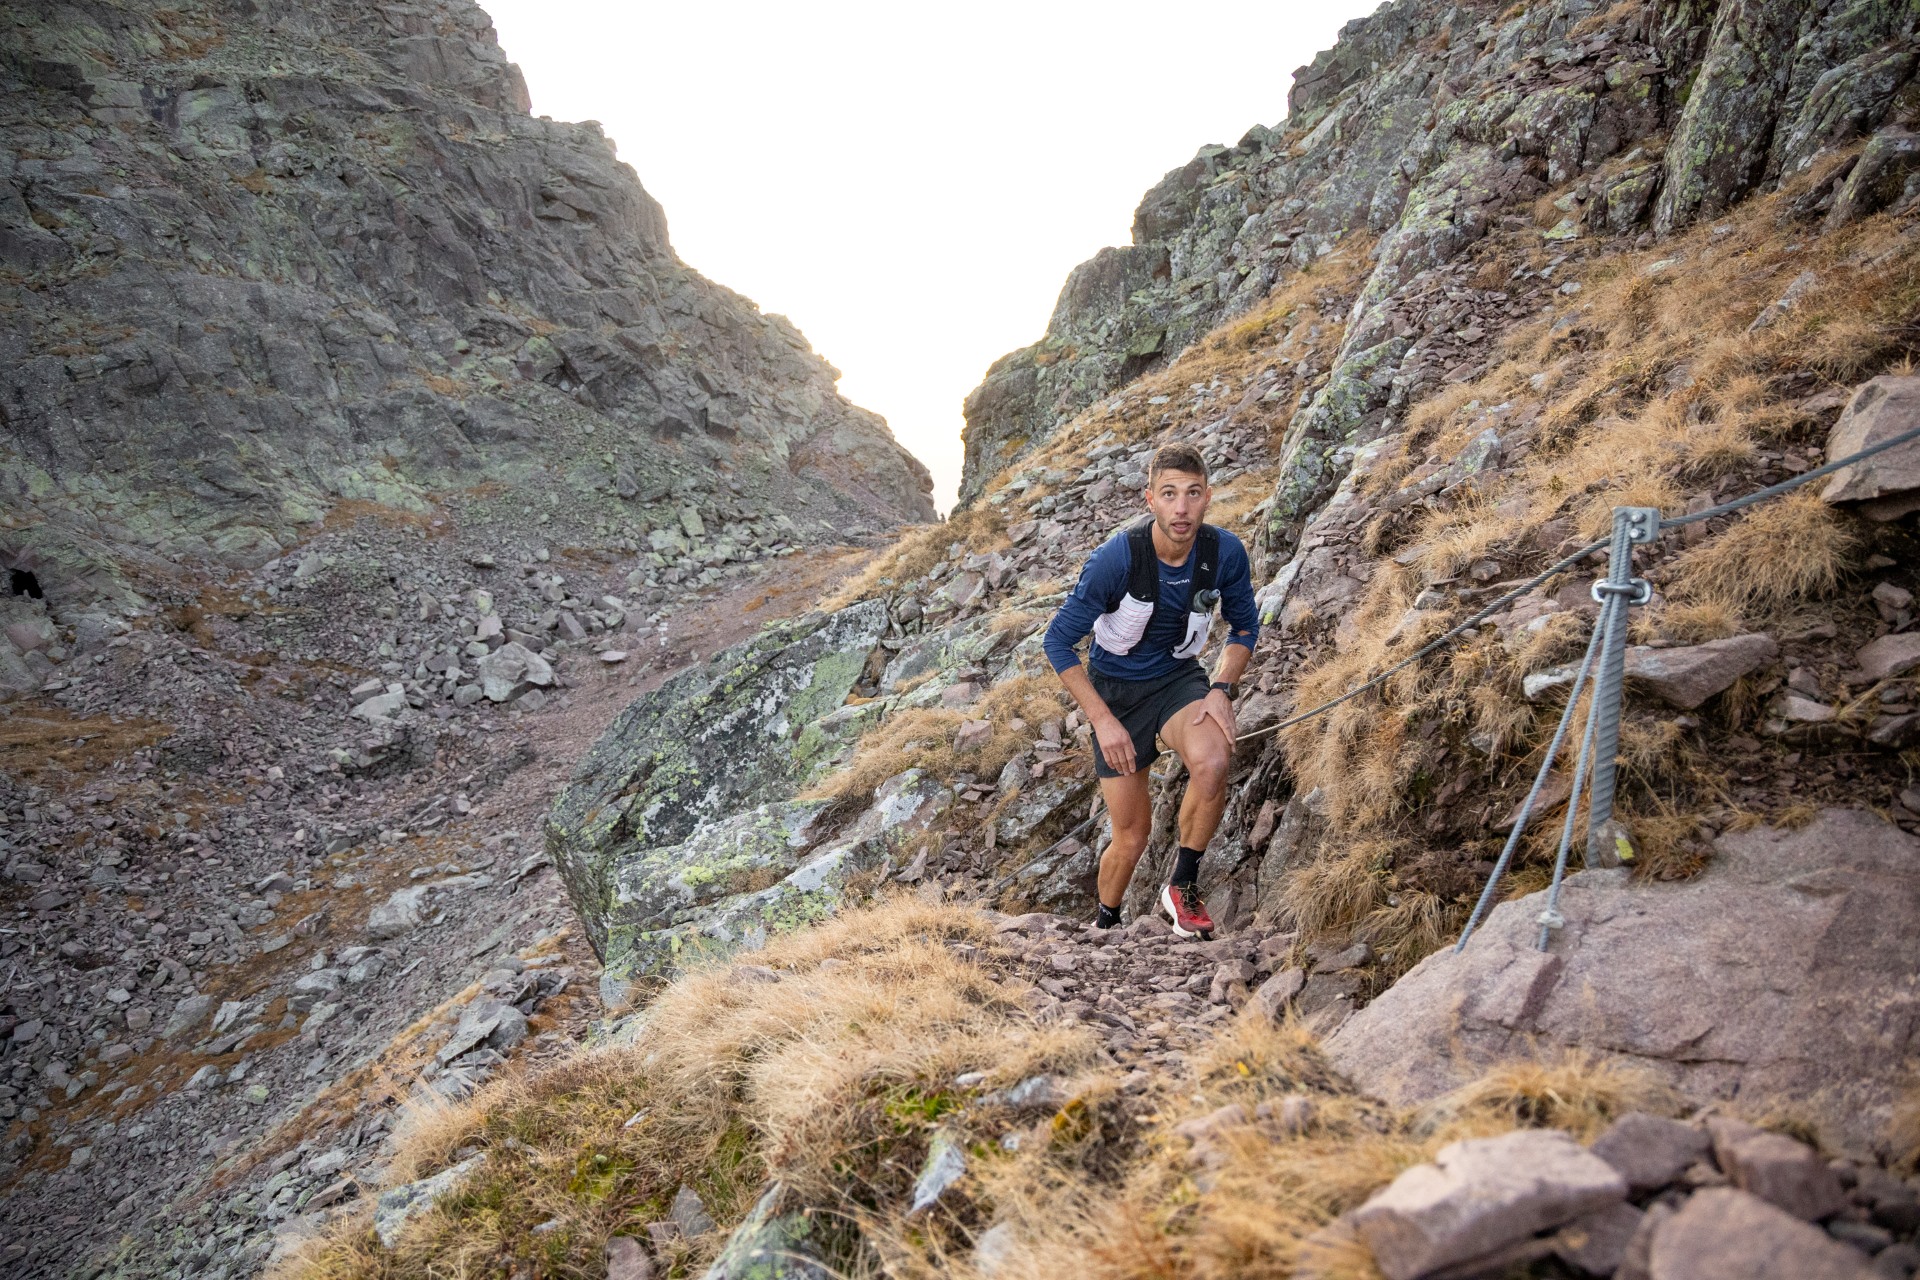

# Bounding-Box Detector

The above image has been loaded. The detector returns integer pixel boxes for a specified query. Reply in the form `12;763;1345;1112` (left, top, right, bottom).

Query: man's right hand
1094;714;1137;776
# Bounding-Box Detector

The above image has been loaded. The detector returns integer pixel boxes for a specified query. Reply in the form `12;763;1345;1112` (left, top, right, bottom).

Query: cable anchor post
1583;507;1657;870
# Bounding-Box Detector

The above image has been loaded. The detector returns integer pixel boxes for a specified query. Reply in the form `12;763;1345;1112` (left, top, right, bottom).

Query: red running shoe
1161;881;1214;939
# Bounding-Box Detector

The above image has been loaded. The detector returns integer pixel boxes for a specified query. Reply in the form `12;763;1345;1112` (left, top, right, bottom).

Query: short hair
1148;443;1209;485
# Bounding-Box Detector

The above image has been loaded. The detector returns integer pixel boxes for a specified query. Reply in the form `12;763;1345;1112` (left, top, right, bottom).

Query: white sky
480;1;1381;512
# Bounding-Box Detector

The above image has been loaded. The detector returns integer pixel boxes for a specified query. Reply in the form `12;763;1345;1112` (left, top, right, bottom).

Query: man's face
1144;467;1211;546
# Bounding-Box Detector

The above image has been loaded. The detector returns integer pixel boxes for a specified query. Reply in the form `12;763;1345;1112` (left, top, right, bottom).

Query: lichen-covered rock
701;1183;831;1280
1655;0;1817;234
548;600;889;960
1828;127;1920;227
595;770;949;992
374;1155;486;1249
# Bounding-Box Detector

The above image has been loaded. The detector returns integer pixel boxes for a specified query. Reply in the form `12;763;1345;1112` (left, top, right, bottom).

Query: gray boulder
1326;808;1920;1155
366;885;430;940
1823;376;1920;521
476;643;555;704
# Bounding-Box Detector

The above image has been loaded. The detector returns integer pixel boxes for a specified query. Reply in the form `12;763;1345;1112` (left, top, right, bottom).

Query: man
1042;442;1260;937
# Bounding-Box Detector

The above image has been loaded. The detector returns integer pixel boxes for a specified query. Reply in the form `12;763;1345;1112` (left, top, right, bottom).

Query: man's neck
1150;521;1196;566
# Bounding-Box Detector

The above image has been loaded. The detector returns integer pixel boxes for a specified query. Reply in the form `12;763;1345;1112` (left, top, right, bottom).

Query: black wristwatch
1210;680;1237;699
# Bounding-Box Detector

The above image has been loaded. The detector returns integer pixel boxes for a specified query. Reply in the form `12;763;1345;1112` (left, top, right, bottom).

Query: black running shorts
1089;659;1211;779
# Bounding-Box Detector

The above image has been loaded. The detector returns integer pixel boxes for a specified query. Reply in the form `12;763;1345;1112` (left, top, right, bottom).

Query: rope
1658;423;1920;529
1232;536;1609;744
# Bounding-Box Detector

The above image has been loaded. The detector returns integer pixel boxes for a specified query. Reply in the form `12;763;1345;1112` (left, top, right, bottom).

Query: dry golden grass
1634;599;1744;645
0;707;172;780
1624;803;1717;881
1267;163;1919;970
1669;490;1859;611
1278;838;1391;942
824;508;1010;609
1416;1051;1678;1143
284;892;1704;1280
281;898;1103;1280
806;674;1069;807
957;1022;1676;1280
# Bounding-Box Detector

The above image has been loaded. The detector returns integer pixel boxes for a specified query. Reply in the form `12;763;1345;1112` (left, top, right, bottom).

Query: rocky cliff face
0;0;933;609
959;0;1919;513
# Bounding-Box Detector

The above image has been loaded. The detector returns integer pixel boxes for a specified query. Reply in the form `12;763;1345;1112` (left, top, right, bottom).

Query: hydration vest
1090;519;1222;660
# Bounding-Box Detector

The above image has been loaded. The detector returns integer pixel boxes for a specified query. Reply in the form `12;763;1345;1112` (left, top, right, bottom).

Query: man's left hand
1193;687;1236;742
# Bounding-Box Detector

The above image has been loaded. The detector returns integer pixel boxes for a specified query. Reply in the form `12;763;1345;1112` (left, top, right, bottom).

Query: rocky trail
0;526;877;1277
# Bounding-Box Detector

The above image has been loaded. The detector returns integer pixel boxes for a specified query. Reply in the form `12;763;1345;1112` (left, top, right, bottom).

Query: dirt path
0;538;878;1279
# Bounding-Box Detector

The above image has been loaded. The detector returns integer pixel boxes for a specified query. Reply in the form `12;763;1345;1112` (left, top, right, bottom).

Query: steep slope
0;0;933;614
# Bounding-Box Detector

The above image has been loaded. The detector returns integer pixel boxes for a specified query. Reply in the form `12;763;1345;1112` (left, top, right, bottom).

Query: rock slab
1646;1188;1875;1280
1327;809;1920;1155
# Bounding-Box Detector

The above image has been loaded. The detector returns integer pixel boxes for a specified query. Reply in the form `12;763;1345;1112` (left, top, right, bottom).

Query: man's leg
1159;702;1233;857
1095;769;1154;916
1155;700;1232;936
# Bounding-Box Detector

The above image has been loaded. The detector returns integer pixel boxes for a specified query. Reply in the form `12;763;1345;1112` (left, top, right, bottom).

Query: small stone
909;1130;967;1215
1592;1113;1712;1193
1873;582;1914;620
1250;967;1305;1021
1647;1187;1874;1279
1709;1118;1846;1221
1857;632;1920;683
599;650;628;663
1555;1201;1644;1275
954;719;992;752
1775;693;1837;724
605;1235;654;1280
670;1184;715;1238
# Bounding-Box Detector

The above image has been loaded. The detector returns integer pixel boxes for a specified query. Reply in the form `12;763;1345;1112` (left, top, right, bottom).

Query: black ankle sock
1095;902;1122;929
1172;845;1203;887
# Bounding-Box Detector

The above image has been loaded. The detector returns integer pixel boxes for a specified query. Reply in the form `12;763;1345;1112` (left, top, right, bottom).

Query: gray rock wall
958;0;1920;513
1;0;933;602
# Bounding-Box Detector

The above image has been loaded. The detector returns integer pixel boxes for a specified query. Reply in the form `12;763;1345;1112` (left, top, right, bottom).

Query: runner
1041;442;1260;937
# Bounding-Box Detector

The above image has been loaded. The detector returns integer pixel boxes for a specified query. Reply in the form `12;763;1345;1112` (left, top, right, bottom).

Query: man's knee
1107;822;1150;856
1185;747;1229;797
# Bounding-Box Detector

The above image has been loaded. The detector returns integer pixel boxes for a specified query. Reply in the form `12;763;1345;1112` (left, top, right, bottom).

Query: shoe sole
1160;884;1213;940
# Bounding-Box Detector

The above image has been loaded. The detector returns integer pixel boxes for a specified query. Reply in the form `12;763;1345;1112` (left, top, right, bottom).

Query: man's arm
1043;538;1140;774
1056;662;1138;776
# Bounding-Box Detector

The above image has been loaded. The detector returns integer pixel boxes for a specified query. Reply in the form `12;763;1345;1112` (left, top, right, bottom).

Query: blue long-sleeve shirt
1044;526;1260;680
